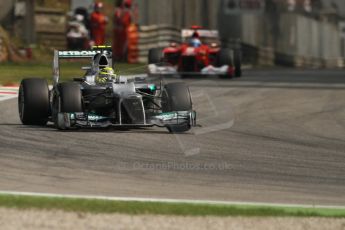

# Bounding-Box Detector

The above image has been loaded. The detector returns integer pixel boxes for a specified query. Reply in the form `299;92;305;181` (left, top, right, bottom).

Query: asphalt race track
0;68;344;206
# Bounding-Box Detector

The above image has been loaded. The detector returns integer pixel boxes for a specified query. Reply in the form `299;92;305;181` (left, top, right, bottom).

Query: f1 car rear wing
53;46;113;86
181;29;220;45
181;29;219;39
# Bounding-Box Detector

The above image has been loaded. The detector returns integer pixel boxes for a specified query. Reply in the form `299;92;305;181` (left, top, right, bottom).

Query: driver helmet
192;31;200;38
124;0;132;8
96;67;115;84
190;38;202;48
75;14;84;22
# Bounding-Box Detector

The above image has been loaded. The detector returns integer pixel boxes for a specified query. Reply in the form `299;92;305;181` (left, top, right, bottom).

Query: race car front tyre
57;82;83;113
162;82;192;133
234;48;242;77
18;78;50;126
53;82;82;129
148;48;163;64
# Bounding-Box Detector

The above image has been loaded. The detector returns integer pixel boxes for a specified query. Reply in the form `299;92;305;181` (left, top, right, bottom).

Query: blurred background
0;0;344;67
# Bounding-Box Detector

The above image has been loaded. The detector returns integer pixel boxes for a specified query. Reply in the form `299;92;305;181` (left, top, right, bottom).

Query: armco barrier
276;14;343;68
219;11;344;68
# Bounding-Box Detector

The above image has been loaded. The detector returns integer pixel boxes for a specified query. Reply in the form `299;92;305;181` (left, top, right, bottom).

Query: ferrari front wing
148;64;233;76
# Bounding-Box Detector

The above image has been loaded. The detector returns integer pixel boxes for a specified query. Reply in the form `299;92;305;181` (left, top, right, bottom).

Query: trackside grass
0;194;345;217
0;62;145;85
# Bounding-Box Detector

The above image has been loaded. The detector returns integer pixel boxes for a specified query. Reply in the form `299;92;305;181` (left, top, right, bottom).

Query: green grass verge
0;62;146;85
0;194;345;217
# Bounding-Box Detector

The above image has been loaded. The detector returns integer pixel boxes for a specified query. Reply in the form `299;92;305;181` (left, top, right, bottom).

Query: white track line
0;190;344;209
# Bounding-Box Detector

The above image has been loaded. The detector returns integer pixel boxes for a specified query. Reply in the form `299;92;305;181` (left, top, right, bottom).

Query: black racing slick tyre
57;82;83;113
234;48;242;77
162;82;192;133
148;48;163;64
18;78;50;125
53;82;82;129
217;48;232;66
217;48;233;78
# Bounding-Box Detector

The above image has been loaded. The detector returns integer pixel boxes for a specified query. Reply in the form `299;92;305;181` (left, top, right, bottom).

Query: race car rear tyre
217;48;233;78
148;48;163;64
217;48;232;66
57;82;83;113
162;82;192;133
234;48;242;77
18;78;50;126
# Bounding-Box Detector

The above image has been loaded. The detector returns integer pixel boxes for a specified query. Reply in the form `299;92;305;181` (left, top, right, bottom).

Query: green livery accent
149;84;156;91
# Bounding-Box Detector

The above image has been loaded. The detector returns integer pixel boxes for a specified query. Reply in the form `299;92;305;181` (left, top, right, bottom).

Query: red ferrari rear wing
181;29;219;39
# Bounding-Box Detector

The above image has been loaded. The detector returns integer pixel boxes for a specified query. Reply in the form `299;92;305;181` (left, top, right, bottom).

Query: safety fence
276;13;343;68
220;12;344;68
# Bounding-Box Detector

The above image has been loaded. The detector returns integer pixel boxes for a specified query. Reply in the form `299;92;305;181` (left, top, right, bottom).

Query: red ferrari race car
148;26;242;78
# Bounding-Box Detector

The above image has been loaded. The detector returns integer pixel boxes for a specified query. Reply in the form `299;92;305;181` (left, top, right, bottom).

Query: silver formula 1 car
18;46;196;133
